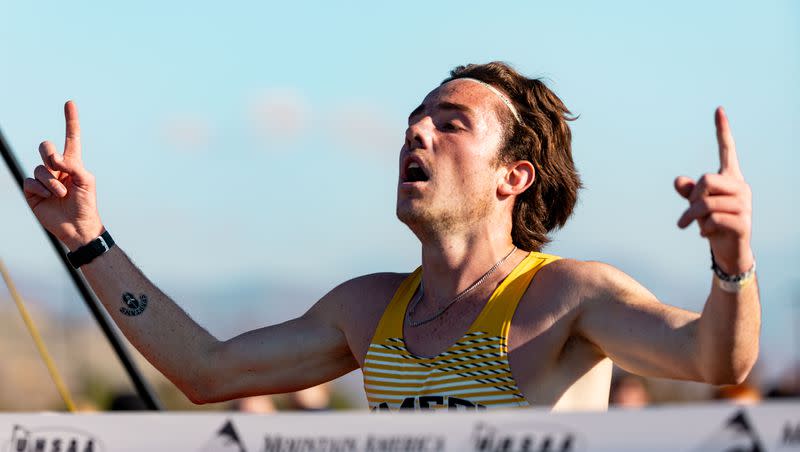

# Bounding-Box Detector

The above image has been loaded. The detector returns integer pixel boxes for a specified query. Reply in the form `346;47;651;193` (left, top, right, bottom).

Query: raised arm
23;101;359;403
575;108;760;385
76;248;359;403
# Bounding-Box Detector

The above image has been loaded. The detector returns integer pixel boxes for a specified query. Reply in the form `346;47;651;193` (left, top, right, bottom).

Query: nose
404;116;433;151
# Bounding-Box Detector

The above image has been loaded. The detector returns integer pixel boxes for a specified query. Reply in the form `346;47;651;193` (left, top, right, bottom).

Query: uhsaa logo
6;425;104;452
692;410;765;452
471;421;584;452
199;420;246;452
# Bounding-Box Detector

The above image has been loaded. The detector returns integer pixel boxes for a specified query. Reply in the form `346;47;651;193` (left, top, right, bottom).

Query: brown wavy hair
442;62;581;251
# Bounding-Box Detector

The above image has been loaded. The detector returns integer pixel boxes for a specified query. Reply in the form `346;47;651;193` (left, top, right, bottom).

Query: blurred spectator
609;374;650;408
108;392;147;411
230;395;277;413
714;384;762;405
75;399;99;413
286;383;331;411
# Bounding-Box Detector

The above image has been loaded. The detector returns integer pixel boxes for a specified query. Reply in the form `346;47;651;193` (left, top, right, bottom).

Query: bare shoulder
513;257;661;357
308;272;410;321
306;272;410;364
533;257;656;305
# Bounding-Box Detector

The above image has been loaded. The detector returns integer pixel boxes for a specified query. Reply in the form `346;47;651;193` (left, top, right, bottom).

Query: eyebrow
407;101;475;122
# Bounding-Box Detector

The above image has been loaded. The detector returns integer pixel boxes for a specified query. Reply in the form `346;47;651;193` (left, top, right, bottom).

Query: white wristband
714;274;755;293
711;251;756;293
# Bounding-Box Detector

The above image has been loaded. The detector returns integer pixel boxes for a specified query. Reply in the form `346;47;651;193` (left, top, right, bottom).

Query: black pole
0;128;162;411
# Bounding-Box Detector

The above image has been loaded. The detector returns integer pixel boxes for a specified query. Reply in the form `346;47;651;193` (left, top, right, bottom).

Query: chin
396;200;435;232
396;203;422;226
397;203;461;240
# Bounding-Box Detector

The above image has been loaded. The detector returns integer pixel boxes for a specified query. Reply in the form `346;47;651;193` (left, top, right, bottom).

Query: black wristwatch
67;230;115;269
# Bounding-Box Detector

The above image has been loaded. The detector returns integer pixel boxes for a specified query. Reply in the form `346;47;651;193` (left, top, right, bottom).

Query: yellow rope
0;258;76;412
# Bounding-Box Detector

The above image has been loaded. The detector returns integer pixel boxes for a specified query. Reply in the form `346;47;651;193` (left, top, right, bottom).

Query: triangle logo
198;420;247;452
692;409;765;452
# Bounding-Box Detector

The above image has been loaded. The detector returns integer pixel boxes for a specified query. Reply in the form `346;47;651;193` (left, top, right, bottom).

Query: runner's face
397;79;508;235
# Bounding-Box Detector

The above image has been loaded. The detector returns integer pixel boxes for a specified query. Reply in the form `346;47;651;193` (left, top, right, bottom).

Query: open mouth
402;160;430;183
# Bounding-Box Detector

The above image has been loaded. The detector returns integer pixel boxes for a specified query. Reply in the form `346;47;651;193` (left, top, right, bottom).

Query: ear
498;160;535;197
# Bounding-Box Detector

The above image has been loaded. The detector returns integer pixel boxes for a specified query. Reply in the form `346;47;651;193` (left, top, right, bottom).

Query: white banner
1;401;798;452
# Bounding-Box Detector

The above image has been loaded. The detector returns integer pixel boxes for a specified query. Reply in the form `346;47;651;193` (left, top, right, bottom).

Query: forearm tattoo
120;292;148;316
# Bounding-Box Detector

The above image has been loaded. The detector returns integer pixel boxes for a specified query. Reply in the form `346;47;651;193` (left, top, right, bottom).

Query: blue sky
1;1;798;379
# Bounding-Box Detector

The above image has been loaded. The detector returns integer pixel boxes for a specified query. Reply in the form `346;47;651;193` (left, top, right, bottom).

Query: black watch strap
67;230;115;269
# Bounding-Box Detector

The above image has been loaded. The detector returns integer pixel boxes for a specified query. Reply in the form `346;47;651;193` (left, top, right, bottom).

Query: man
23;62;759;411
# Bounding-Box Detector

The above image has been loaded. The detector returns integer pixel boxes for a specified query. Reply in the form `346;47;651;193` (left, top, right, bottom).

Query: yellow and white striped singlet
363;251;560;411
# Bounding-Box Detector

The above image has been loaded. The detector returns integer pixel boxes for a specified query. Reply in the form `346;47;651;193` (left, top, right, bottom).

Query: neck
418;222;522;310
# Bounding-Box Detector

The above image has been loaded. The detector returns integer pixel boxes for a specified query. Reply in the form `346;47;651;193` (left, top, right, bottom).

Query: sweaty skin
23;79;759;410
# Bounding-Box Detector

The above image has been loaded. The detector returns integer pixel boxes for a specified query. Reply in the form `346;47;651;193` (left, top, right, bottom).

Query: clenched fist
23;101;104;251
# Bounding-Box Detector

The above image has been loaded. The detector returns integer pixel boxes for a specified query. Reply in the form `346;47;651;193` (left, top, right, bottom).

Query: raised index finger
715;107;742;178
64;100;81;160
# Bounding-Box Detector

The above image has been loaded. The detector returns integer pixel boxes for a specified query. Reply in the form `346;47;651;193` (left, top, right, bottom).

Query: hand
674;107;753;274
23;101;103;251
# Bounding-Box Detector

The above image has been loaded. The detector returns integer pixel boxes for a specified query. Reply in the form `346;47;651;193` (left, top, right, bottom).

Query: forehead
417;79;507;124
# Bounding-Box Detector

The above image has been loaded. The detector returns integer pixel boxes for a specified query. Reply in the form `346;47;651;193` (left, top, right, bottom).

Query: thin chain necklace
407;246;517;327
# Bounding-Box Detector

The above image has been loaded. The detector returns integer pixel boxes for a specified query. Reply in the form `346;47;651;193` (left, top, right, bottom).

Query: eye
441;121;459;132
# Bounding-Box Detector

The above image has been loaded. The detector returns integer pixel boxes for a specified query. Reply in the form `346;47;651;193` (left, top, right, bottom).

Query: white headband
456;77;522;125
